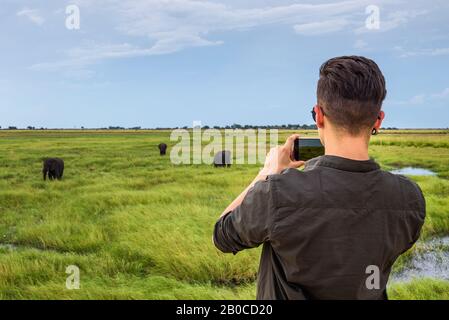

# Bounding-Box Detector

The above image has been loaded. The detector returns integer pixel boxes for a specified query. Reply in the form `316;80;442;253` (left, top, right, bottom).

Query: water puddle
0;243;17;251
392;237;449;282
390;167;437;176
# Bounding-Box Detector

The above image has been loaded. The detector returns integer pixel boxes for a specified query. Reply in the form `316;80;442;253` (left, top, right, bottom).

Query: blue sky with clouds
1;0;449;128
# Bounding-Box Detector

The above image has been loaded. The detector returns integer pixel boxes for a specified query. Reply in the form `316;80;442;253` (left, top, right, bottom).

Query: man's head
315;56;387;139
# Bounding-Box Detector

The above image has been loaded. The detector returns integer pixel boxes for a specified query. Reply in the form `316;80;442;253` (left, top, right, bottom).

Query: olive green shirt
213;155;425;300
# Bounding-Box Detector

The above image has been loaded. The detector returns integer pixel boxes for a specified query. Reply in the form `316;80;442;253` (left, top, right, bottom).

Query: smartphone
293;138;324;161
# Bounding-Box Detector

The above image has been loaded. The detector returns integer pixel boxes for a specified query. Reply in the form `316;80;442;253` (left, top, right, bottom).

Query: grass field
0;129;448;300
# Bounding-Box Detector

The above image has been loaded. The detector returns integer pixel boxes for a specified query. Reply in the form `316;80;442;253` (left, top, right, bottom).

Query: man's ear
374;111;385;130
316;105;325;129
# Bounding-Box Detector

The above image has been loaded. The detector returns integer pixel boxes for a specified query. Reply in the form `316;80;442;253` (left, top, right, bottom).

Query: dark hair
317;56;387;135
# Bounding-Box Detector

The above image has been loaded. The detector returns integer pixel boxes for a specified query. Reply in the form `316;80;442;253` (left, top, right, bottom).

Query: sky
1;0;448;129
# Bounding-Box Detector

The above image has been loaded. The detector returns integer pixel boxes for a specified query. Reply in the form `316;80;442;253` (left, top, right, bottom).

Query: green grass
388;278;449;300
0;129;448;300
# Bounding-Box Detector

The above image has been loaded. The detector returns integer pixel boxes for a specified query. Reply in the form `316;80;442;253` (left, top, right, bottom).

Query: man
213;56;426;300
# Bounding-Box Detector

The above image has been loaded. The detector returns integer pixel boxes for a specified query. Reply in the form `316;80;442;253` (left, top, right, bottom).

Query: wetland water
389;167;447;282
390;167;437;176
392;237;449;282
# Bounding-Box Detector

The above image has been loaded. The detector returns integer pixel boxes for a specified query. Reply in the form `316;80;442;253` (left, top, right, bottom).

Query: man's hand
260;134;305;176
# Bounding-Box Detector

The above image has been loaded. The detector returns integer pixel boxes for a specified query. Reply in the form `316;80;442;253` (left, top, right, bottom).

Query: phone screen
293;138;324;161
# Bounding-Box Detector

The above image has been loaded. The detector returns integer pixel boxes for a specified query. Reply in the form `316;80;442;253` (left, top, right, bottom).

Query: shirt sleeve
409;180;426;244
213;177;276;254
397;177;426;254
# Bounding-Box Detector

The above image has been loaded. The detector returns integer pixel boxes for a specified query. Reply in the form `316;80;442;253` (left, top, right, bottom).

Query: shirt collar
305;155;380;173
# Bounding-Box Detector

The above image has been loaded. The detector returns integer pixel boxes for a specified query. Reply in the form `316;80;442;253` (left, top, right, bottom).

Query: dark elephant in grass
158;143;168;156
213;151;231;167
43;158;64;181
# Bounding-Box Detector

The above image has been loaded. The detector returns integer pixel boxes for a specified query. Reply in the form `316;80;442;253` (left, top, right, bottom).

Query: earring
372;128;378;135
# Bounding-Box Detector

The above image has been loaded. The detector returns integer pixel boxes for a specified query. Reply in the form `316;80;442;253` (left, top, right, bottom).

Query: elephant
213;151;231;167
43;158;64;181
158;143;168;156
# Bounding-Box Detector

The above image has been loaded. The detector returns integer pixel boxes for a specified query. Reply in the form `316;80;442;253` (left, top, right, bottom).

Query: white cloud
354;39;368;49
399;47;449;58
409;94;426;105
17;8;45;26
31;0;427;74
389;94;425;106
431;87;449;99
30;39;222;72
389;88;449;106
294;19;350;36
355;9;427;34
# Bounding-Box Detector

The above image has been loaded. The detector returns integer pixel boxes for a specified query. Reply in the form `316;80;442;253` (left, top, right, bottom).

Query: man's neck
324;133;370;161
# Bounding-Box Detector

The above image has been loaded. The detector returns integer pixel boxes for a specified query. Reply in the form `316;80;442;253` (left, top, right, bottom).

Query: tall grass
0;130;448;299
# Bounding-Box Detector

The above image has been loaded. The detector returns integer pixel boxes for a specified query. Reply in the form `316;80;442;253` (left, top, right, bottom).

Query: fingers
290;160;305;169
284;134;300;150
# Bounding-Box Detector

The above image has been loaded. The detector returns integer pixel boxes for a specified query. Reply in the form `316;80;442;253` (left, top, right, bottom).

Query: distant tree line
0;124;319;130
181;124;319;130
0;126;47;130
97;124;320;130
3;125;449;131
